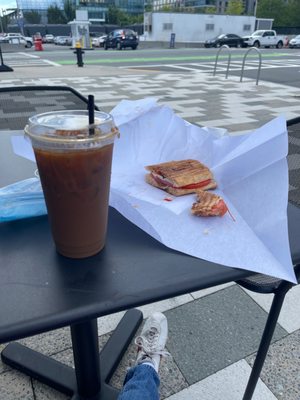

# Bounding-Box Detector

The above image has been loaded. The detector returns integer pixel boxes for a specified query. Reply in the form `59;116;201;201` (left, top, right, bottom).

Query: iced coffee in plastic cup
25;110;118;259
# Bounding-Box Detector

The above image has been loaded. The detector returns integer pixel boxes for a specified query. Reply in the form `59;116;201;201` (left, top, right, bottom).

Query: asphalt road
34;45;300;87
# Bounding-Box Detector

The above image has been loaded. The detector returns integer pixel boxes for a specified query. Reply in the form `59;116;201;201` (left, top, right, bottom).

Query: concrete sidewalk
0;63;299;400
1;63;300;133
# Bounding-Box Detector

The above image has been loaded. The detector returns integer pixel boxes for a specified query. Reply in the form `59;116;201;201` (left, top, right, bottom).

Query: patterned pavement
0;65;299;400
1;70;300;133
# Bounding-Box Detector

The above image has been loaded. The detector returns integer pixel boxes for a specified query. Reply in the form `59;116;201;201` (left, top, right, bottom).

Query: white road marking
121;58;300;73
42;59;62;67
18;52;39;58
2;52;61;67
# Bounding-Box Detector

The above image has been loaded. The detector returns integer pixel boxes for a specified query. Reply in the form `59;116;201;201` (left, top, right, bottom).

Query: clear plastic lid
25;110;119;148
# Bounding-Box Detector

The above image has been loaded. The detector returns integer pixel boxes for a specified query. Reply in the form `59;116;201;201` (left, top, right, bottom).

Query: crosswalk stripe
1;52;60;68
123;58;300;73
43;59;62;67
18;52;40;58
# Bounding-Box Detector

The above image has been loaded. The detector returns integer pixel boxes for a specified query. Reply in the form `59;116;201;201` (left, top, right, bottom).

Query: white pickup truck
243;30;286;49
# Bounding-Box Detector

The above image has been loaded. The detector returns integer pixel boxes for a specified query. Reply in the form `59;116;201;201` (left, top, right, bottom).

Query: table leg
1;341;76;395
1;309;143;400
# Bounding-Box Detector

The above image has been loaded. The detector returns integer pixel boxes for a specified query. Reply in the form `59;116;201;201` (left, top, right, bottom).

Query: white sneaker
135;312;169;372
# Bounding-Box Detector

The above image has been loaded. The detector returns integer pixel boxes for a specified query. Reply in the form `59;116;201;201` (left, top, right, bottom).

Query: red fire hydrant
34;38;43;51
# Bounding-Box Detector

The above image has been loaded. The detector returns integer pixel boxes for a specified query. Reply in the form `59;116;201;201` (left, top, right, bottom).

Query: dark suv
104;29;138;50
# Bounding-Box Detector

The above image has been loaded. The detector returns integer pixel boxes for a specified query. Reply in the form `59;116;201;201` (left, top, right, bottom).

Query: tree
106;5;142;25
64;0;76;22
256;0;289;26
226;0;244;15
160;5;172;12
145;4;153;12
47;5;67;24
23;10;41;24
284;0;300;27
203;6;217;14
107;5;122;24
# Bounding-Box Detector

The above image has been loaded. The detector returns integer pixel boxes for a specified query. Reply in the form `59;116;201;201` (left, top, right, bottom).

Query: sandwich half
145;159;217;196
191;190;228;217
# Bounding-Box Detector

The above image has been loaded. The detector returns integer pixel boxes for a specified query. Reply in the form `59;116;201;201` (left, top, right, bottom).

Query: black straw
88;95;95;135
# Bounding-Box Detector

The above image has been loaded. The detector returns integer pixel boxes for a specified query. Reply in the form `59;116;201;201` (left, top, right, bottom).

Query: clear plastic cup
25;110;119;259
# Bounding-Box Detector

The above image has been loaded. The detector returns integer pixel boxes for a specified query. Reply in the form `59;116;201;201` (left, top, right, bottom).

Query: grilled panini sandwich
191;190;228;217
145;159;217;196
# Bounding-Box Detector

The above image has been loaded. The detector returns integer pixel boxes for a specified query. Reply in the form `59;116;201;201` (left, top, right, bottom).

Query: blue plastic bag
0;177;47;222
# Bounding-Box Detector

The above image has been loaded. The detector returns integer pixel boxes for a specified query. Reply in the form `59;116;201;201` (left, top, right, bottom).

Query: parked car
104;29;138;50
54;36;65;45
92;35;107;48
204;34;245;48
55;36;72;46
0;36;28;48
289;35;300;48
243;30;285;48
43;34;54;43
0;33;33;48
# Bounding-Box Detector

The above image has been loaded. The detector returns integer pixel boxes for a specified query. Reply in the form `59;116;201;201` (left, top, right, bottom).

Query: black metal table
1;131;299;400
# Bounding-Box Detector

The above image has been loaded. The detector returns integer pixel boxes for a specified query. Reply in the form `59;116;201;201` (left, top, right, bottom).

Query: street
3;45;300;87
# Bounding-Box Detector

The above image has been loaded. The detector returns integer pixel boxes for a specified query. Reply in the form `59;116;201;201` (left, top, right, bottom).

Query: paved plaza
0;60;299;400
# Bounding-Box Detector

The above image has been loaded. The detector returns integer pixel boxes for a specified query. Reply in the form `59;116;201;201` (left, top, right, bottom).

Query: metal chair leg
242;289;287;400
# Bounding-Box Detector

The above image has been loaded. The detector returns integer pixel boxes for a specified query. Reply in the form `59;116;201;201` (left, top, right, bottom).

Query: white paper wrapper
110;99;296;284
9;98;296;283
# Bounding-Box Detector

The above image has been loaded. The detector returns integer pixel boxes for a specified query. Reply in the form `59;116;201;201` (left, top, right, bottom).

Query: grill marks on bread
145;159;217;196
145;160;230;218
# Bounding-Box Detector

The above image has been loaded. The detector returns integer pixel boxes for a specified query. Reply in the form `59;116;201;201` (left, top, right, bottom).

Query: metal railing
240;47;262;86
213;45;231;79
213;45;262;85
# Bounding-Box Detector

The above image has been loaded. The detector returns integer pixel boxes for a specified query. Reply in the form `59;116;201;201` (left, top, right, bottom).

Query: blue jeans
118;364;160;400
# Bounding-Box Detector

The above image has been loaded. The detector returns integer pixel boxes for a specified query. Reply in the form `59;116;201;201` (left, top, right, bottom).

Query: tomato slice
212;200;228;216
180;179;211;189
211;199;235;221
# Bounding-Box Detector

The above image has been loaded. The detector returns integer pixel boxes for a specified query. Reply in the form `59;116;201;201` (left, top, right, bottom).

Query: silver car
289;35;300;48
92;35;107;48
0;33;33;48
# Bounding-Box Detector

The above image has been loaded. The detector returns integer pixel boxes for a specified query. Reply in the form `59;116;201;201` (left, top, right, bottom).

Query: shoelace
135;326;170;358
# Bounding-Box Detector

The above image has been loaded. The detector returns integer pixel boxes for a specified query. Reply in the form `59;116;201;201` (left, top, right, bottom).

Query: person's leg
118;312;169;400
118;364;160;400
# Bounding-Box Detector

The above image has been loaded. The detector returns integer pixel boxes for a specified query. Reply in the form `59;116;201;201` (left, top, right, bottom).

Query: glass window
206;24;214;31
163;23;173;31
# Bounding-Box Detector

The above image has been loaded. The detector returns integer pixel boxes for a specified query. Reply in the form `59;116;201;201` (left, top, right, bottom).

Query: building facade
17;0;65;24
145;11;255;41
115;0;144;14
16;0;143;24
152;0;215;11
16;0;258;26
75;0;113;23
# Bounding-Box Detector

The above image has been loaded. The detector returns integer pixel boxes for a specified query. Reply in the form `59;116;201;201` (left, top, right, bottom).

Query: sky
1;0;17;11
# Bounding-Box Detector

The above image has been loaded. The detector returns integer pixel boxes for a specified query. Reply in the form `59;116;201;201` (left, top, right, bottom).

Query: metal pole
0;9;4;33
240;47;262;85
254;0;258;17
70;319;101;398
213;45;231;79
242;285;291;400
